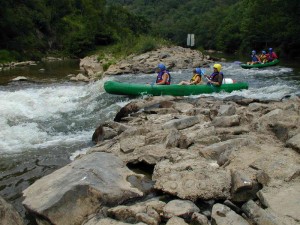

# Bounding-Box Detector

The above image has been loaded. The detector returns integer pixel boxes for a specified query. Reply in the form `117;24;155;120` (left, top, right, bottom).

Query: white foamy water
0;78;124;154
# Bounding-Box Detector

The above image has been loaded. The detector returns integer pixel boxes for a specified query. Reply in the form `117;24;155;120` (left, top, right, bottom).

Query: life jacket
156;70;171;85
209;72;223;82
268;52;278;61
259;54;267;60
271;52;278;59
252;55;259;62
190;74;201;84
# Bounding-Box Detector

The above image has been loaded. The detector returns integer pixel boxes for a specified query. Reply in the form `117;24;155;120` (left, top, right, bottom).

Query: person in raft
155;63;171;85
204;63;223;86
247;50;261;65
267;48;278;62
259;50;268;64
178;68;204;85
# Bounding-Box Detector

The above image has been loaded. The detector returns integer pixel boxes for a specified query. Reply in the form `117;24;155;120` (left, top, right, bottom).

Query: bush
0;50;19;63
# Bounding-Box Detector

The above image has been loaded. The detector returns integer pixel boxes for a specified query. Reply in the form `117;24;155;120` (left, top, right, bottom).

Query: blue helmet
269;48;273;52
157;63;166;70
195;68;202;75
252;50;256;54
262;50;266;54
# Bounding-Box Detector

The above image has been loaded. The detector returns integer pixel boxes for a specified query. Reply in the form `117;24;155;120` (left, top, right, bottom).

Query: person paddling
204;64;223;86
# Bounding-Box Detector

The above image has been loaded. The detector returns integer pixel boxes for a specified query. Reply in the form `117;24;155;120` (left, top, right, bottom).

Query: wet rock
0;196;25;225
11;76;28;81
70;73;90;82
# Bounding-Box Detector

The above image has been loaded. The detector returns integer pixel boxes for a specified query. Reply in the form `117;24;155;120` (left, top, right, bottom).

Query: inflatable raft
240;59;279;69
104;80;248;96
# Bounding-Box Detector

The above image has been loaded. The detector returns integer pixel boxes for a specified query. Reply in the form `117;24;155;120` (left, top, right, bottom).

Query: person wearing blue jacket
247;50;261;65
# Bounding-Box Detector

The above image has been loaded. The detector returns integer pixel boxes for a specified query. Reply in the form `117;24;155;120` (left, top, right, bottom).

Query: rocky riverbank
2;94;299;225
79;46;223;80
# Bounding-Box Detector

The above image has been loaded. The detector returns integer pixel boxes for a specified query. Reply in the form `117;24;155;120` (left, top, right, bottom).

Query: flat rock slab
22;152;143;225
153;158;231;200
257;182;300;222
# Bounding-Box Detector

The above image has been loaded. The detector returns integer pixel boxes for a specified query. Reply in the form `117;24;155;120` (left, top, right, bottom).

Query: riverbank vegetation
1;0;299;62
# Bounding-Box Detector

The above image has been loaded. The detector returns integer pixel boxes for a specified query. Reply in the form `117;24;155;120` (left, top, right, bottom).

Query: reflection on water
0;59;81;85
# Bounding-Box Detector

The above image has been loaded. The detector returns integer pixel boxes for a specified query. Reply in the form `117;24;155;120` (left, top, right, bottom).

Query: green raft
104;80;248;96
240;59;279;69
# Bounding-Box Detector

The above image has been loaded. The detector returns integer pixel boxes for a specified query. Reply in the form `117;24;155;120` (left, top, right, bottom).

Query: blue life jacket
209;72;224;82
252;55;259;62
156;70;171;85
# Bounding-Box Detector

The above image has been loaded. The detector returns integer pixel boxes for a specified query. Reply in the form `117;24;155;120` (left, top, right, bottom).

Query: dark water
0;59;81;85
0;57;300;224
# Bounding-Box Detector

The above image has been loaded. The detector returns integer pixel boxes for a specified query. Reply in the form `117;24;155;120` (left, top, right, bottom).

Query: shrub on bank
0;50;20;63
96;35;172;61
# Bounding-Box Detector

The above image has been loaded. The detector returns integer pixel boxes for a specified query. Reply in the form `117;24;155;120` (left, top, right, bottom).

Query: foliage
0;0;299;60
113;0;300;58
96;35;171;60
0;0;151;60
0;50;20;63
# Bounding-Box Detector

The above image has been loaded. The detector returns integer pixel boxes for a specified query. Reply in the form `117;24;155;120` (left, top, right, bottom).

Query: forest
0;0;299;62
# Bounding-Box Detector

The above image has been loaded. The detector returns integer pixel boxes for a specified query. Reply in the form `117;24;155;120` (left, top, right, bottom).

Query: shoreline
4;94;299;225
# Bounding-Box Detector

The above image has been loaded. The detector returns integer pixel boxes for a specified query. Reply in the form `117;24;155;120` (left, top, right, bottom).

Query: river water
0;59;300;221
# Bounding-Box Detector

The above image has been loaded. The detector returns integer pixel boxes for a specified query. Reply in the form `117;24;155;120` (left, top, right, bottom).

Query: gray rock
107;198;165;224
257;181;300;222
211;115;240;127
0;196;25;225
191;212;210;225
22;152;143;225
153;158;231;200
163;199;200;219
162;116;200;130
211;203;249;225
199;138;251;160
11;76;28;81
218;104;236;116
286;133;300;153
84;217;147;225
166;216;189;225
241;200;281;225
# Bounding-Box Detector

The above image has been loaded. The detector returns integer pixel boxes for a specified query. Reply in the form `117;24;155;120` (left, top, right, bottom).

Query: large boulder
0;196;25;225
22;152;143;225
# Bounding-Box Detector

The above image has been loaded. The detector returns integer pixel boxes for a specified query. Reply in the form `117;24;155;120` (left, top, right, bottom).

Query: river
0;58;300;223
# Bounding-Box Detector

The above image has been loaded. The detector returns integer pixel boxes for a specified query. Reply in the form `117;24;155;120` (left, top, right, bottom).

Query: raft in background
240;59;279;69
104;80;249;96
